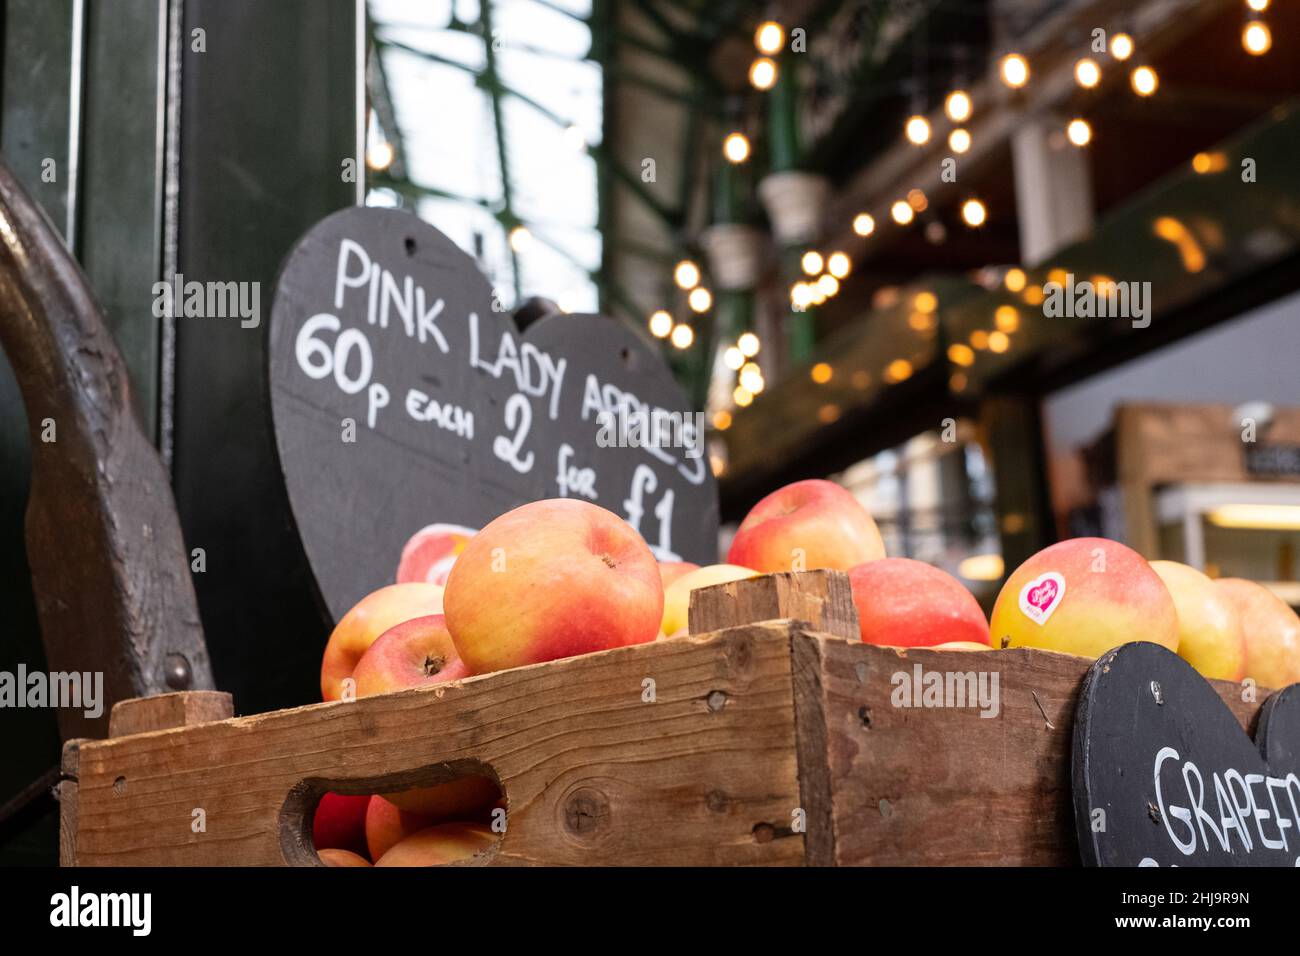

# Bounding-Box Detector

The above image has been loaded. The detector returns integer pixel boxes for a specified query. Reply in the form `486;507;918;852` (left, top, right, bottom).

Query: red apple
381;778;501;820
396;523;477;586
657;561;700;591
990;538;1178;658
1151;561;1246;681
351;615;469;698
317;848;371;867
727;479;885;573
311;792;370;857
373;822;497;867
365;795;438;862
320;583;445;701
848;558;989;647
443;499;663;674
1214;578;1300;689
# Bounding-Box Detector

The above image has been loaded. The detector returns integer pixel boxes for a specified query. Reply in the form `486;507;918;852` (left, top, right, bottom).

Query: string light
810;362;833;384
801;250;825;275
791;282;815;310
995;305;1020;332
907;189;929;212
970;329;990;350
366;141;394;171
723;345;744;370
738;331;761;357
1110;33;1134;61
1243;21;1271;56
1247;0;1269;9
739;363;764;393
712;410;732;431
914;291;937;313
961;198;987;228
1131;66;1158;96
1067;118;1092;147
674;260;700;289
827;252;851;279
670;323;694;349
853;213;875;236
688;287;713;312
755;21;784;54
886;359;913;382
733;386;753;407
1000;54;1029;89
508;225;532;252
1074;58;1101;89
988;330;1010;353
1004;267;1027;293
945;90;972;123
905;115;931;145
891;201;914;225
948;128;971;154
947;344;975;367
749;57;778;90
723;132;751;163
648;310;673;338
817;274;840;297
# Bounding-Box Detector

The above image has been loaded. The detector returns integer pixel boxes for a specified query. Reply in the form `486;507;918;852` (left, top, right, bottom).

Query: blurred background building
3;0;1300;861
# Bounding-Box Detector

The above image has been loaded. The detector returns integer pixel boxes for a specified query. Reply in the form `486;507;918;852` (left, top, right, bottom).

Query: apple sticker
1018;572;1066;626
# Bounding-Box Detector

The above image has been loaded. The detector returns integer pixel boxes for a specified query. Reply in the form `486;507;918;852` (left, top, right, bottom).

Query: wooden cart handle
0;162;213;740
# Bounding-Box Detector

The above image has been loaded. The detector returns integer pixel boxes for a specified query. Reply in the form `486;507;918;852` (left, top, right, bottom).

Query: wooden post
688;570;859;640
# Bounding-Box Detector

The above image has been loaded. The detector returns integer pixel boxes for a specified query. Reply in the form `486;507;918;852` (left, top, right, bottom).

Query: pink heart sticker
1018;572;1066;625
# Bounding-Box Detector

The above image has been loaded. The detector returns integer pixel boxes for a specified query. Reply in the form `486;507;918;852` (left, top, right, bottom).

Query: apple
373;822;498;867
317;848;371;867
657;561;700;591
727;479;885;573
1150;561;1246;681
365;795;439;862
932;641;992;651
660;564;759;637
847;558;989;647
351;615;470;698
321;583;445;701
381;777;501;820
1213;578;1300;689
443;499;663;673
396;523;477;586
990;537;1178;658
311;792;370;857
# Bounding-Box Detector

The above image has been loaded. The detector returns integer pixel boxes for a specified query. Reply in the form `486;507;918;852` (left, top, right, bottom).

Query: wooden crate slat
70;624;806;866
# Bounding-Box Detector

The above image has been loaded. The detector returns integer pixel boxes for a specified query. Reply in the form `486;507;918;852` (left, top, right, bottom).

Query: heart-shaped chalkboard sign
1072;641;1300;866
268;207;718;620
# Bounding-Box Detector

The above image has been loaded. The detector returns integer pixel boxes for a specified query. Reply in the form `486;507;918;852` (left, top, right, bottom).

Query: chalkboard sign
268;207;718;620
1072;641;1300;866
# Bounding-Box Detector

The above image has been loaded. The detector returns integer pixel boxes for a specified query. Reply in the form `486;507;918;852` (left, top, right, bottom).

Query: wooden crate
57;571;1263;866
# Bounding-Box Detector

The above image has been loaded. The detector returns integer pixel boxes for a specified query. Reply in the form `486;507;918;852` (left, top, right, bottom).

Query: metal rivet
113;776;127;796
706;690;728;712
164;653;192;690
1150;680;1164;705
858;705;872;729
878;798;893;819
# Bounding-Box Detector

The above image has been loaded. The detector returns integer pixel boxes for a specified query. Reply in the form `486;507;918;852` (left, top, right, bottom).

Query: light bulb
755;21;784;55
749;57;777;90
723;132;751;163
827;252;851;279
961;198;987;227
891;201;914;225
723;346;744;370
648;310;673;338
674;260;700;289
1131;65;1158;96
508;225;532;252
948;128;971;154
1110;33;1134;61
738;331;760;357
688;287;712;312
1243;22;1271;56
801;250;824;275
853;213;875;236
1001;54;1029;89
1074;58;1101;89
1067;118;1091;146
945;90;972;123
905;114;931;145
670;323;694;349
366;141;394;171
